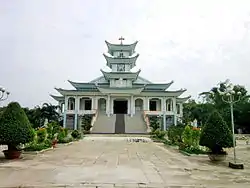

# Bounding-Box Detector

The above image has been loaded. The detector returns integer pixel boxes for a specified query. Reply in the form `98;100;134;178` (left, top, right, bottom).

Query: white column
91;97;94;110
94;97;98;110
173;97;177;126
74;96;79;130
127;97;130;115
63;96;69;128
111;97;114;115
161;97;164;112
130;95;134;117
162;97;167;130
180;103;183;122
106;95;110;117
146;97;149;111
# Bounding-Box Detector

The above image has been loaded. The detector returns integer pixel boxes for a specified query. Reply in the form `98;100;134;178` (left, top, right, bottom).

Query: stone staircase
91;112;116;133
125;112;147;134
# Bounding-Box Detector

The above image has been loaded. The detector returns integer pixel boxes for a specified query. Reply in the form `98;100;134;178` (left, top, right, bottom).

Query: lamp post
0;87;10;102
214;79;244;169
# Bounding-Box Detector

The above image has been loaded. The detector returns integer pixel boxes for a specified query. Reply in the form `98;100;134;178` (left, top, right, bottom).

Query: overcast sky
1;0;250;108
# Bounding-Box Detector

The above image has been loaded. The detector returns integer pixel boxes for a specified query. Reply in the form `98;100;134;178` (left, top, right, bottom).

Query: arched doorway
135;98;143;112
166;99;172;111
149;98;161;111
98;98;106;112
68;97;75;110
80;97;92;110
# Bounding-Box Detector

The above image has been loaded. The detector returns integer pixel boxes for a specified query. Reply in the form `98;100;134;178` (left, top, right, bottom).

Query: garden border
22;140;81;155
22;147;53;155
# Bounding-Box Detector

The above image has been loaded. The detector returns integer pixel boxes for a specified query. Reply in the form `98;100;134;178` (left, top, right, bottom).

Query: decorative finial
119;36;125;44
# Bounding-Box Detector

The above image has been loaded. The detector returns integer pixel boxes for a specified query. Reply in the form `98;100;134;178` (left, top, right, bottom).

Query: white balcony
78;109;96;115
143;111;175;116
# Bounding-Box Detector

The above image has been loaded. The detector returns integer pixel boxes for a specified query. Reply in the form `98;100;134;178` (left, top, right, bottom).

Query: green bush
181;145;207;155
36;128;47;143
167;124;185;144
24;141;52;151
46;121;61;139
149;116;161;132
153;129;166;140
64;128;68;136
0;102;34;150
199;110;233;154
71;130;81;139
81;115;92;131
192;128;201;147
58;137;73;144
182;125;193;147
57;128;67;142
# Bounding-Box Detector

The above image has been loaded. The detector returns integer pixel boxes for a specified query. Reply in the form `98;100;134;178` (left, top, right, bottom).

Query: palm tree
41;103;60;123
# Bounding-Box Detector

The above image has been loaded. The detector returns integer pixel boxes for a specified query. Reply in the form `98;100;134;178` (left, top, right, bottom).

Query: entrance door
149;100;157;111
113;100;128;114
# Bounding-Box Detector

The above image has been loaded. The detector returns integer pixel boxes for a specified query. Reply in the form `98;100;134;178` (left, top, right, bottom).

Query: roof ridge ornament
119;36;125;45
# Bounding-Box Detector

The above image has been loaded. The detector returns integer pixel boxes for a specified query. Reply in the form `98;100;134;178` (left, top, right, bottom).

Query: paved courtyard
0;137;250;187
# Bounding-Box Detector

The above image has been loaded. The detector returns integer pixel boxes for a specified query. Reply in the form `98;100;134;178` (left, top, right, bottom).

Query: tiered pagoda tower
51;37;190;133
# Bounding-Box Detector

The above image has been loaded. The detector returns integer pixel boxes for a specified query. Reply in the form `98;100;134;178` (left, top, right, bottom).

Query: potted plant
199;110;233;161
0;102;34;159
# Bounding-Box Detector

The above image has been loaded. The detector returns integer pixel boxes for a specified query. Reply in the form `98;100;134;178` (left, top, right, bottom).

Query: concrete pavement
0;137;250;187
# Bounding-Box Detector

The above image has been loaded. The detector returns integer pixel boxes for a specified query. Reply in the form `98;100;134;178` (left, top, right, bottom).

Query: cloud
0;0;250;107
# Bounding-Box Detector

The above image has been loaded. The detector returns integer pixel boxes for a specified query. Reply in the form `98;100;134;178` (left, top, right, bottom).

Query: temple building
51;38;190;134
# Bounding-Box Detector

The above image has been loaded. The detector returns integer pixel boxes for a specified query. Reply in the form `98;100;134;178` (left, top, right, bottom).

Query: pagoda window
177;104;180;114
84;100;92;110
68;97;75;110
80;97;92;110
149;98;161;111
166;99;172;111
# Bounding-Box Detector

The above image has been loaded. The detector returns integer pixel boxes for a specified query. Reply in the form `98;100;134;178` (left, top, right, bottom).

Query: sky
1;0;250;108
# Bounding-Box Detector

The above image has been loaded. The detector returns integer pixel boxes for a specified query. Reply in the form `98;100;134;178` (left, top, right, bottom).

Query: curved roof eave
176;95;192;103
105;40;138;48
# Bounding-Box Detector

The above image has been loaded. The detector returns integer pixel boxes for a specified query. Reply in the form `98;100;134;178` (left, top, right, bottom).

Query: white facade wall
113;51;130;57
110;79;132;88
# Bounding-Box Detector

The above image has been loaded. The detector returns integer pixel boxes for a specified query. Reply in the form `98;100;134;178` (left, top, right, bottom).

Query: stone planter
3;150;22;159
208;152;227;161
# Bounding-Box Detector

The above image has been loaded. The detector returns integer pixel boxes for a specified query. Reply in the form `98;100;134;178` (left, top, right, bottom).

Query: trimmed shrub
182;125;193;147
81;115;92;132
199;110;233;154
71;130;81;139
46;121;61;139
149;116;161;132
57;128;67;142
0;102;34;150
167;124;185;144
24;140;52;151
36;128;47;143
153;129;166;140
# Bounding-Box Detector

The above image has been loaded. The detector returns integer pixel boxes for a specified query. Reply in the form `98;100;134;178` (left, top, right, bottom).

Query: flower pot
3;150;22;159
52;140;58;148
208;152;227;161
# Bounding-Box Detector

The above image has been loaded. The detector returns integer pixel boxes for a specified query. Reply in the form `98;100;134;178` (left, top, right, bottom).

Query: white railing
78;110;96;115
143;111;151;133
90;110;98;132
144;110;175;116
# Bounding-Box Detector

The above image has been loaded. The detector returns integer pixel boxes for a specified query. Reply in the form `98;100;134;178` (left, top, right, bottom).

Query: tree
199;110;233;154
199;81;250;133
183;99;215;127
41;103;60;123
23;106;44;128
0;102;34;150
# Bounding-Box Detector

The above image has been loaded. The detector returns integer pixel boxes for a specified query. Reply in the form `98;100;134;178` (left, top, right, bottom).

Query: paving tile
0;137;250;187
